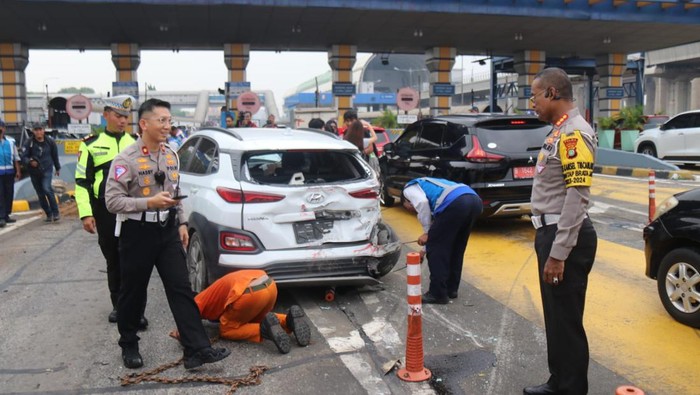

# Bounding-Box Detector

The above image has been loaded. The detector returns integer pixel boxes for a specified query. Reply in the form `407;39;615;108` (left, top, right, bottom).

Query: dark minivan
381;114;551;218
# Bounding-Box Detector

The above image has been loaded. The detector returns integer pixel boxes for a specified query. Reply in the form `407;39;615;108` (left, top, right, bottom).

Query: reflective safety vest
74;131;136;218
405;177;476;214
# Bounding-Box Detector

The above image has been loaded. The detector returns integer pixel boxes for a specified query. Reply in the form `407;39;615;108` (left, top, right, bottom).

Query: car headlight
653;195;679;221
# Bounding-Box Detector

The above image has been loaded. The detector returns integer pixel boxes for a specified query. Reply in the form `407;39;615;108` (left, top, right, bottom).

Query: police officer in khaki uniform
74;95;147;326
524;68;597;395
105;98;230;369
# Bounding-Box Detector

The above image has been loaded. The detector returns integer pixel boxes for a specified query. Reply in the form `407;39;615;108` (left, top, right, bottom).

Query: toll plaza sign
396;87;419;111
65;95;93;120
236;91;261;114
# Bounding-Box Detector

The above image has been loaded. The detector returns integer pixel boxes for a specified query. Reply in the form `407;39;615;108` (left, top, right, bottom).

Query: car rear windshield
472;119;551;153
244;150;370;185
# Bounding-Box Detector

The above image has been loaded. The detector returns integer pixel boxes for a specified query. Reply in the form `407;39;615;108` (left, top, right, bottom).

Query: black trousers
426;194;482;298
117;220;209;354
92;198;121;308
534;218;597;395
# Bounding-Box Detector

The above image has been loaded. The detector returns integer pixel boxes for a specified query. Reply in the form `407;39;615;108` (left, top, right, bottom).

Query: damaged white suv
177;127;401;292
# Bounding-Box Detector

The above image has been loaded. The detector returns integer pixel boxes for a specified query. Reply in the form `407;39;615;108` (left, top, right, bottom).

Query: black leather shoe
260;312;291;354
122;346;143;369
183;346;231;370
108;309;117;323
286;305;311;346
4;217;16;223
422;292;449;305
523;383;557;395
448;291;458;299
138;316;148;331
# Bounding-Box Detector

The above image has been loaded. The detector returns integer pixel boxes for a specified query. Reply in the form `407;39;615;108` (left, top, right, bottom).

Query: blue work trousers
29;169;59;217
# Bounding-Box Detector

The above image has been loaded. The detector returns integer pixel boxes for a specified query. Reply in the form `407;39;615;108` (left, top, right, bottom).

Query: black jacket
21;137;60;175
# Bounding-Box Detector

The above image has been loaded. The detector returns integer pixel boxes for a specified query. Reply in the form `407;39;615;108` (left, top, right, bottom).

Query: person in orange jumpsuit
172;270;311;354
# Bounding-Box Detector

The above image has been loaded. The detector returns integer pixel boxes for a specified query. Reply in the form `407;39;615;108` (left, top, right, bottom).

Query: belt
243;276;273;294
531;214;561;229
126;210;169;223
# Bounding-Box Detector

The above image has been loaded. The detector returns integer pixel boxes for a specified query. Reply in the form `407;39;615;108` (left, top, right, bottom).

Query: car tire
656;248;700;328
638;143;657;158
187;231;208;293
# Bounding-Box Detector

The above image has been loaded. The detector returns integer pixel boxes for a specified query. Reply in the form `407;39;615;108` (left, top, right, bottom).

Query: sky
24;49;370;115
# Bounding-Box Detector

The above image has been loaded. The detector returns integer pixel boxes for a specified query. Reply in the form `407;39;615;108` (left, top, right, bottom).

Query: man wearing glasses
105;98;230;369
75;95;146;328
524;67;598;395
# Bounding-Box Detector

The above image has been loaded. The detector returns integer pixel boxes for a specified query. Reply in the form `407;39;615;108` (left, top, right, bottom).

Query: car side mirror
659;124;668;131
383;142;394;155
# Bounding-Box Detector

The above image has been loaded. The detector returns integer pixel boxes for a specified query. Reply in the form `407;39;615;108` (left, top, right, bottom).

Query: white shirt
403;184;432;233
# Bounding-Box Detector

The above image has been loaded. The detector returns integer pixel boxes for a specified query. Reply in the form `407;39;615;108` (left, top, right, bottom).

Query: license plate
513;166;535;179
293;220;334;244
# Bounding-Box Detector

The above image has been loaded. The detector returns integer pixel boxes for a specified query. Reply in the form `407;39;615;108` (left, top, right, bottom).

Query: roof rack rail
203;126;243;141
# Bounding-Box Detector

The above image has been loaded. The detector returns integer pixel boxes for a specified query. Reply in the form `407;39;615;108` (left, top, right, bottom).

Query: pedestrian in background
402;177;482;304
225;114;235;128
21;123;61;222
167;126;185;150
0;118;21;228
264;114;278;128
524;67;598;395
308;118;325;130
170;270;311;354
324;119;338;136
74;95;146;327
106;98;230;370
236;111;257;127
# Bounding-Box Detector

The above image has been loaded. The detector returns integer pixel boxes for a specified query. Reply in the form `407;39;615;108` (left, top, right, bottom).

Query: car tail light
220;232;257;252
216;187;285;203
349;188;378;199
510;120;526;125
465;135;505;163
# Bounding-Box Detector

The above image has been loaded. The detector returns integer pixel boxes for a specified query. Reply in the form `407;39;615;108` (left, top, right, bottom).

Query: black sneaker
108;309;117;323
183;346;231;370
4;217;16;224
448;291;458;299
52;215;60;222
286;305;311;347
260;312;291;354
43;217;52;223
422;292;449;305
122;346;143;369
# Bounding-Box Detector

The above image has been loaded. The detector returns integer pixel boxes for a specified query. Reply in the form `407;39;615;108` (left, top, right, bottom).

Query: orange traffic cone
397;252;432;382
616;385;645;395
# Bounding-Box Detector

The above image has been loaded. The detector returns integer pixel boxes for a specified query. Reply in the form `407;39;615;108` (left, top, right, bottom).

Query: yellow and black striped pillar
0;43;29;127
111;43;140;133
425;47;455;117
513;50;546;111
328;45;356;122
223;43;250;112
596;53;626;119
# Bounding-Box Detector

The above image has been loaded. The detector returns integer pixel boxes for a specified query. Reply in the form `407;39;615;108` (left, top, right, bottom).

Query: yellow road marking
592;175;687;206
382;202;700;394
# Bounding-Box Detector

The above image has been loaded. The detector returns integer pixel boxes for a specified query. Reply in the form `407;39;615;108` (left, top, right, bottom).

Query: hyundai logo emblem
306;192;325;204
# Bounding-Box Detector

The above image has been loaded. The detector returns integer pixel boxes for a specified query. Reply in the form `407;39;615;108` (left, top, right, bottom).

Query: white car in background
176;127;401;292
634;110;700;164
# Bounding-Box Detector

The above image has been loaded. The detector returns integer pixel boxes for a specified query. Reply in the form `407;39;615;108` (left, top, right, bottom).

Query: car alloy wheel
657;248;700;328
639;144;657;158
187;232;208;293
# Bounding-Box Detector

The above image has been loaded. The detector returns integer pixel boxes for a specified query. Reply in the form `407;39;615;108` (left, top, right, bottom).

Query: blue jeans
30;169;59;217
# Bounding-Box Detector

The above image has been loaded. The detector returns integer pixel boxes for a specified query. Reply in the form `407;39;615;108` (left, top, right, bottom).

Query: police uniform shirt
104;138;186;225
75;131;136;218
531;107;596;261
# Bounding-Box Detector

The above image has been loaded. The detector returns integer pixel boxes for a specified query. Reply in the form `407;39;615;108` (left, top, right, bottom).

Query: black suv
381;114;551;217
643;187;700;328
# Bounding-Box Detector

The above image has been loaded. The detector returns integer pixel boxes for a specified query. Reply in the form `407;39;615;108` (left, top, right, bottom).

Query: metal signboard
431;83;455;97
396;87;419;111
236;91;261;114
605;87;625;99
226;81;251;96
65;95;93;121
332;83;356;96
397;114;418;124
112;81;139;98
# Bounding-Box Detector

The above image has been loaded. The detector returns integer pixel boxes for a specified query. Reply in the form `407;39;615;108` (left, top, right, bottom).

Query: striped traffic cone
616;385;645;395
397;252;432;382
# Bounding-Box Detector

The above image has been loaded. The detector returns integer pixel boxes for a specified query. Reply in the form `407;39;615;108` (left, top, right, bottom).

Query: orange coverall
194;270;288;343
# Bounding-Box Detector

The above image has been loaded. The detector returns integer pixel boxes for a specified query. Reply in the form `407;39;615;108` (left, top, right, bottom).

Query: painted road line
381;206;700;395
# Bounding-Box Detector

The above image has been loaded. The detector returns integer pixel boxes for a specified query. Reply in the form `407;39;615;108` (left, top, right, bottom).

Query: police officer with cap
105;98;230;369
74;95;146;327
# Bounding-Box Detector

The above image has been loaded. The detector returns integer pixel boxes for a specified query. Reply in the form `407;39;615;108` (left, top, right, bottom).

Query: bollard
648;169;656;223
397;252;432;382
615;385;645;395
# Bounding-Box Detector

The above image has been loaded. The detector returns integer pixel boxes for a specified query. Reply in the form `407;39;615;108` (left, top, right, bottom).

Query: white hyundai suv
634;110;700;164
176;127;402;292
